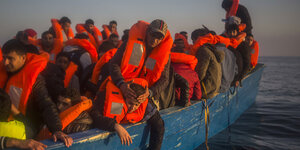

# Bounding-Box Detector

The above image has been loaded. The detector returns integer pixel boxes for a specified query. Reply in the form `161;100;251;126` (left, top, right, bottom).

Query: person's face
125;98;140;113
245;36;254;46
146;31;164;48
110;37;119;48
228;30;238;38
57;96;72;112
110;23;117;32
3;51;26;73
86;24;94;33
56;56;70;71
174;40;185;50
42;33;54;49
62;22;71;32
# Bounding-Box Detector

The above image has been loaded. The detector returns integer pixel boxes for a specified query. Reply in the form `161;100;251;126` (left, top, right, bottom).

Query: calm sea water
197;56;300;150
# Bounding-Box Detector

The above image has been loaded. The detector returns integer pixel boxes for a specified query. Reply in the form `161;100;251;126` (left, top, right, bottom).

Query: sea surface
197;56;300;150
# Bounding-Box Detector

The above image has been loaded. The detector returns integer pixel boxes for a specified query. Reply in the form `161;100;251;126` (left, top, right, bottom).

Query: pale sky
0;0;299;56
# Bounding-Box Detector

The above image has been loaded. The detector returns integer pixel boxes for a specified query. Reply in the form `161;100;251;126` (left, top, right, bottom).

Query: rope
201;82;210;150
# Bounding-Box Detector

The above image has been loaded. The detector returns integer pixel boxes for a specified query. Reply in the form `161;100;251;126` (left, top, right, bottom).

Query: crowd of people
0;0;259;149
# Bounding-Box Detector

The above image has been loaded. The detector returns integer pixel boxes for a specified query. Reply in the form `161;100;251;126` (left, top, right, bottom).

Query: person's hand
120;80;136;100
114;123;132;146
11;104;20;116
137;86;149;103
6;138;47;150
52;131;73;148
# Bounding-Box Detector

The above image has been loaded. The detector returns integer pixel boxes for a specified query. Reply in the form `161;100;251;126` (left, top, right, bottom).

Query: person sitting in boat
15;30;39;55
55;52;80;91
90;77;165;149
101;20;119;40
39;31;64;63
171;39;202;102
62;33;98;79
98;33;120;59
0;39;73;147
191;28;225;99
121;29;130;42
36;88;93;140
76;19;103;49
0;88;48;150
245;33;259;69
49;16;74;43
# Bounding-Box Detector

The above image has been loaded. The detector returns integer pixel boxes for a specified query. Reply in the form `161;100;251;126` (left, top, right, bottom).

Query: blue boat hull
43;64;265;150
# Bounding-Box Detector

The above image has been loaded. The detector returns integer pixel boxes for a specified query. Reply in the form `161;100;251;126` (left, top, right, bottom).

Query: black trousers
147;111;165;150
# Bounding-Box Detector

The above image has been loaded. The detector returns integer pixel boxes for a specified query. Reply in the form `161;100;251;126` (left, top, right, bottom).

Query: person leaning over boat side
106;19;174;149
76;19;103;49
245;33;259;69
101;20;119;40
0;39;73;147
98;33;120;59
222;0;253;35
49;16;74;43
171;39;202;101
0;89;48;150
191;29;225;99
55;52;80;91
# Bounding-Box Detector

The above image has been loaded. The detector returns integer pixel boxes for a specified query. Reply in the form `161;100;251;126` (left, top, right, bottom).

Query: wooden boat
42;64;265;150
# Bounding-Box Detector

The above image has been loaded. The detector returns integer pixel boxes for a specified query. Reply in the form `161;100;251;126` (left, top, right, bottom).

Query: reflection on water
196;57;300;150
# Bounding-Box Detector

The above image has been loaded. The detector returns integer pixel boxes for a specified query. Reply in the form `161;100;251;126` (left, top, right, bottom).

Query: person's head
75;33;89;40
191;28;210;44
57;88;81;112
16;31;30;45
179;31;188;40
41;31;55;50
59;16;71;32
24;28;37;40
172;39;185;53
125;83;146;113
109;20;117;32
226;24;239;38
121;29;129;42
56;52;71;70
146;19;168;48
2;39;27;73
245;33;254;46
222;0;233;11
108;33;119;48
0;88;11;121
85;19;95;33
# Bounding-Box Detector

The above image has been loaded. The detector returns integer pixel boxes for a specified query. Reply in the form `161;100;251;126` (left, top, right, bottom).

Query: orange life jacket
226;0;239;18
174;33;191;52
103;78;148;124
64;62;78;88
0;47;2;62
51;19;74;43
65;38;98;63
102;25;119;40
36;96;92;140
39;39;64;63
90;48;117;85
0;53;48;115
27;36;39;47
171;52;198;70
120;20;173;86
250;40;259;68
76;24;103;49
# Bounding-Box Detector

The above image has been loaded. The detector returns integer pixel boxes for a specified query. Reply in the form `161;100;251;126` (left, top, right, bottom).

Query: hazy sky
0;0;299;56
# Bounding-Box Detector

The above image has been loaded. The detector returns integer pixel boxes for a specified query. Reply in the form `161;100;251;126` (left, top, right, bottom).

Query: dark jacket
25;75;62;138
236;4;253;35
98;41;116;55
172;63;202;100
109;41;170;101
195;44;224;99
